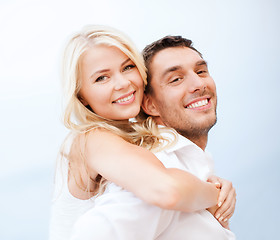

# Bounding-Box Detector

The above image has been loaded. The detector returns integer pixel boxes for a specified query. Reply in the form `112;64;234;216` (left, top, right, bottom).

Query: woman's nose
114;73;130;91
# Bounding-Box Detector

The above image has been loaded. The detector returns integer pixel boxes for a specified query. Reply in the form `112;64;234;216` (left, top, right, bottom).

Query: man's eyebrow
161;65;183;79
160;60;208;79
196;60;208;67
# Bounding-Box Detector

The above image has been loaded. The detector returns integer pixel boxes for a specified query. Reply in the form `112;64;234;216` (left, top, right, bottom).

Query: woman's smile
113;91;136;104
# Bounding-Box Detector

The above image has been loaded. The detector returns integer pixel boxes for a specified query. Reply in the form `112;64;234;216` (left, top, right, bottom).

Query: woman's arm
80;129;219;212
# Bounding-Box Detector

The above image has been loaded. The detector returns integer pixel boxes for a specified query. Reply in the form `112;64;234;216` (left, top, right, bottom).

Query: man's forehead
150;47;203;74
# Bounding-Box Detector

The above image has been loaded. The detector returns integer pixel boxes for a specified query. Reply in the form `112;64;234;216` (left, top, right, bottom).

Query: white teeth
187;99;208;109
115;93;134;103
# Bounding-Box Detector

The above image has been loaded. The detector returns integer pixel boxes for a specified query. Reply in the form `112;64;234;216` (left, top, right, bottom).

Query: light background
0;0;279;239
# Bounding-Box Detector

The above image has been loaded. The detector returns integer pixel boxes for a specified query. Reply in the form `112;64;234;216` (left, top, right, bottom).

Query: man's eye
123;64;136;71
95;76;108;82
197;70;207;75
170;77;182;83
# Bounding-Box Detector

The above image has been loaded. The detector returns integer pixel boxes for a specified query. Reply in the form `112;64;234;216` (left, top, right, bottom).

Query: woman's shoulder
86;127;130;146
84;127;153;158
67;128;131;161
68;128;122;148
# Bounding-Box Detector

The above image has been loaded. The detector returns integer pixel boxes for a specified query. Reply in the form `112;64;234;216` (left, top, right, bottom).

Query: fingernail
215;213;220;219
218;202;222;207
219;216;223;222
224;218;228;222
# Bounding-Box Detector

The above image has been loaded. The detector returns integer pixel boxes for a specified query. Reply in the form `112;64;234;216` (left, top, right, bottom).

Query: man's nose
114;73;130;90
187;73;206;93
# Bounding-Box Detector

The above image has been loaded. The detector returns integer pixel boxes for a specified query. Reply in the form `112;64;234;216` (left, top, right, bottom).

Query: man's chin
190;118;217;134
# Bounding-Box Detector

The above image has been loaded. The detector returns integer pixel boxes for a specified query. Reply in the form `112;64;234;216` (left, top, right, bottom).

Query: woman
49;25;233;240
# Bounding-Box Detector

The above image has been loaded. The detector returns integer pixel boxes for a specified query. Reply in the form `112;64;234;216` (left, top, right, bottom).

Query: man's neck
189;135;208;151
154;117;209;150
178;132;208;151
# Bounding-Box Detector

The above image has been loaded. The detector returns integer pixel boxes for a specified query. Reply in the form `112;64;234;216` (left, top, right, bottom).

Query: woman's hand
207;175;236;229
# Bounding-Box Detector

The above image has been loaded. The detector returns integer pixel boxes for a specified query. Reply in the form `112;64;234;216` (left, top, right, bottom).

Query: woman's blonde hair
59;25;174;196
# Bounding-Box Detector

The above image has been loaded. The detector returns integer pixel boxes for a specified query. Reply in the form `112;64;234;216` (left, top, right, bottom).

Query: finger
207;175;218;182
217;181;232;207
219;220;230;230
207;175;221;189
223;209;235;223
215;189;236;221
215;188;234;217
216;188;235;217
219;197;236;222
223;192;236;220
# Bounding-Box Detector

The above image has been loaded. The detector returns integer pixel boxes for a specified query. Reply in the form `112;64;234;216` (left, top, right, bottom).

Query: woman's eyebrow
121;58;131;66
90;58;131;79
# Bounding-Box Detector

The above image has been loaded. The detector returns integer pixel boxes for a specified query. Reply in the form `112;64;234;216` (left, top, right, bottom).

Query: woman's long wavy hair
59;25;174;196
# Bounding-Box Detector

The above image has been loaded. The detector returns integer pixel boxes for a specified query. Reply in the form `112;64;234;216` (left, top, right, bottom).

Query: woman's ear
141;94;160;117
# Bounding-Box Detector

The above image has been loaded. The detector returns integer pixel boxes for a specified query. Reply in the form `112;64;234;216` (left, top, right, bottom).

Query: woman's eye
123;64;136;71
95;75;108;82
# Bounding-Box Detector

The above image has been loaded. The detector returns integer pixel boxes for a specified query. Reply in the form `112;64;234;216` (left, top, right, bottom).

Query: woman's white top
71;132;235;240
49;156;96;240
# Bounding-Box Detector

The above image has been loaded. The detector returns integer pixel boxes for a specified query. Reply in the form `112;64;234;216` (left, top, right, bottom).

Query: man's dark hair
142;35;202;94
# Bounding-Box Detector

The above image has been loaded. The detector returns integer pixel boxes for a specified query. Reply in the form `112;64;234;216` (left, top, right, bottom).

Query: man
141;36;216;151
71;36;236;240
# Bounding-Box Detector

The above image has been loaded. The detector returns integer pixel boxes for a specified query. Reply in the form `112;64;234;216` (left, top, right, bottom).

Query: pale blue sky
0;0;279;239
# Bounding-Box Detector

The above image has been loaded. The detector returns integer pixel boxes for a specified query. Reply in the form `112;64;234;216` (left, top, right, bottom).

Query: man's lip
184;96;211;108
112;91;135;103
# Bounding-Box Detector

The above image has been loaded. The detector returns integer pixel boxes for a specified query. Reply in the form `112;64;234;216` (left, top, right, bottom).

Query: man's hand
207;175;236;229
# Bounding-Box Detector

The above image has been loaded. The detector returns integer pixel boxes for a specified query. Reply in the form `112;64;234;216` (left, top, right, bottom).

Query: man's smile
185;97;211;110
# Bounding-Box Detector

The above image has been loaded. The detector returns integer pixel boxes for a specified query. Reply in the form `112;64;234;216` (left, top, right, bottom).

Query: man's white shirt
71;131;235;240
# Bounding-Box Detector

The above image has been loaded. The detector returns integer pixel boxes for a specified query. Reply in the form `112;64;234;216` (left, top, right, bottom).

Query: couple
50;25;236;240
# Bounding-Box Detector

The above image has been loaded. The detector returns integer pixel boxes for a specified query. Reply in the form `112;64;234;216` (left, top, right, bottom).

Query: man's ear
142;94;160;117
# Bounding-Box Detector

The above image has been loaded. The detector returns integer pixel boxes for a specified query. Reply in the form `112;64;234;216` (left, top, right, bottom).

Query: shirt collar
160;127;204;154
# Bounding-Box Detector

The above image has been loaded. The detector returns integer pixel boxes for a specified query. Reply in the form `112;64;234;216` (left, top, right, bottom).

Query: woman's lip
112;91;136;104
